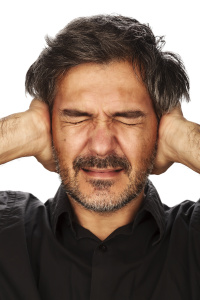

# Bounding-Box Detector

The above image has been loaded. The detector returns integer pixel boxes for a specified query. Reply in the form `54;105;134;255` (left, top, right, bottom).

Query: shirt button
99;244;107;252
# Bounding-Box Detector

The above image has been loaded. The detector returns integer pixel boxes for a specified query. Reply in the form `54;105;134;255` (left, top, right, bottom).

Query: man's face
52;61;158;212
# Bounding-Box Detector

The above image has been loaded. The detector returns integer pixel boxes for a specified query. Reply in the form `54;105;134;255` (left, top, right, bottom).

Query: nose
88;121;117;156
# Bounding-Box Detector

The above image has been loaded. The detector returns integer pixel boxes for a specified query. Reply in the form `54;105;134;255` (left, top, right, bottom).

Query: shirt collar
137;180;166;244
47;184;74;235
48;180;166;243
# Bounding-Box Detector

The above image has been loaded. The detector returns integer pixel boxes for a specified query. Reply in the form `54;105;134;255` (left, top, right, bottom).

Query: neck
68;192;144;241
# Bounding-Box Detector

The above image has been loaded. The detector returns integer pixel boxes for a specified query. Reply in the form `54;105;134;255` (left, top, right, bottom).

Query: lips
81;167;123;178
82;168;123;173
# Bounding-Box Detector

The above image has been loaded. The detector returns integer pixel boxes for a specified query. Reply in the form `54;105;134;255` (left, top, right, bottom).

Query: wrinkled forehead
53;61;154;114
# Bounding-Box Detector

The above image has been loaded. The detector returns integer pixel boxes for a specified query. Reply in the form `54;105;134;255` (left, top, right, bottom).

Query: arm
0;99;56;171
153;106;200;174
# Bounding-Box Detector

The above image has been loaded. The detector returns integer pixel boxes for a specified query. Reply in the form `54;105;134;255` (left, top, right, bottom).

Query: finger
29;98;49;110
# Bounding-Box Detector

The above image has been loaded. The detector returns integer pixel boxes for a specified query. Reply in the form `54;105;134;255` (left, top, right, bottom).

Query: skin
52;61;158;240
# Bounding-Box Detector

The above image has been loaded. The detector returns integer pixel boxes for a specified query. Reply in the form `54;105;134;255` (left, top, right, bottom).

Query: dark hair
25;15;190;116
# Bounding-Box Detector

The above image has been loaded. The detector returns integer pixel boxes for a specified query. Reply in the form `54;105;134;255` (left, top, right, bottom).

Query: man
0;15;199;299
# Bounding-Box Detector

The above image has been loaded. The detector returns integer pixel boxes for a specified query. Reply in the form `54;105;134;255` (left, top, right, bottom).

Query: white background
0;0;199;205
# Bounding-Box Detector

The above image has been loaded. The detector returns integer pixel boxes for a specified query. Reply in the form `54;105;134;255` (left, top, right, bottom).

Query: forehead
54;61;153;112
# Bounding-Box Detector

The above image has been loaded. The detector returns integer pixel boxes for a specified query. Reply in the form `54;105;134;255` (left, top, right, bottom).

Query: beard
53;145;157;213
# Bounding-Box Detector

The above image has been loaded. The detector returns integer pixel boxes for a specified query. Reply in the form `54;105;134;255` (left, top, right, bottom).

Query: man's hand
28;99;56;172
152;105;200;175
0;99;56;172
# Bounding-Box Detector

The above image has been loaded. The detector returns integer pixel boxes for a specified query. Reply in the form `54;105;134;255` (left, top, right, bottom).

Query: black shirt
0;180;200;300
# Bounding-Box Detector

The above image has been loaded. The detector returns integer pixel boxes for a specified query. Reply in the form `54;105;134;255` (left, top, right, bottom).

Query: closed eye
59;108;92;125
112;110;146;126
114;118;143;126
62;119;90;125
116;120;138;126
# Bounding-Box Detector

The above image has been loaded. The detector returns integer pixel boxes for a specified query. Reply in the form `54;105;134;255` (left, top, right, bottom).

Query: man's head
51;61;157;212
25;15;189;117
25;15;190;213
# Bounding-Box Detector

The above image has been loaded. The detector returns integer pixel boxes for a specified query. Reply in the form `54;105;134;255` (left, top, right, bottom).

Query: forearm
0;99;56;172
0;111;41;164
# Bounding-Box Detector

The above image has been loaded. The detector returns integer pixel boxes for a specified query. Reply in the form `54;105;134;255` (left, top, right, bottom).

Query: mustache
73;154;132;175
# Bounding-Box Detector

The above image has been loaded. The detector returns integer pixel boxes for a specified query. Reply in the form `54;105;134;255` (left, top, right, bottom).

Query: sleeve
0;191;18;230
0;190;42;230
0;191;42;299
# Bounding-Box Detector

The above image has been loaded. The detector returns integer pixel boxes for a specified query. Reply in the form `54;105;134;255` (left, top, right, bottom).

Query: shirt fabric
0;180;200;300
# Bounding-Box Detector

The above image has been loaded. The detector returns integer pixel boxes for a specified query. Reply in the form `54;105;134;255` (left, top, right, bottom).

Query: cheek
117;126;157;164
52;124;89;163
115;127;149;153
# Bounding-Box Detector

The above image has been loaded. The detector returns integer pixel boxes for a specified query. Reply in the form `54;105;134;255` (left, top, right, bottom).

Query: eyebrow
59;109;93;118
112;110;146;119
59;109;146;119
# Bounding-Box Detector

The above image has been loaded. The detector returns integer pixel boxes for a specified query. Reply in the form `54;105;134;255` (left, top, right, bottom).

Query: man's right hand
0;99;56;172
28;99;56;171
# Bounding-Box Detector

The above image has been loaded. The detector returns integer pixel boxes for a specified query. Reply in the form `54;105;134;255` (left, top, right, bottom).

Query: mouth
81;168;123;178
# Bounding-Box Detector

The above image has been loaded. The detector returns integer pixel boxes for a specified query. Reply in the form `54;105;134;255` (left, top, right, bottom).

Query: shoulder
164;198;200;232
0;190;45;231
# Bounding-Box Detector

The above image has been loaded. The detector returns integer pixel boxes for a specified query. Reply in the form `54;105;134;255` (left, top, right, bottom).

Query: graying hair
25;15;190;117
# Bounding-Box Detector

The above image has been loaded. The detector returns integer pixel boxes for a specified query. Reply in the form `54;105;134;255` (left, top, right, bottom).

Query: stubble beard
53;146;157;213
